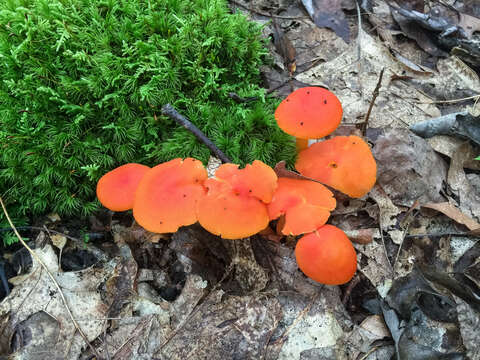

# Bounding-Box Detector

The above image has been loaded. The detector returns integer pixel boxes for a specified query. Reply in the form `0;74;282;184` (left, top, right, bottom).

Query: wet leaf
301;0;350;43
410;112;480;147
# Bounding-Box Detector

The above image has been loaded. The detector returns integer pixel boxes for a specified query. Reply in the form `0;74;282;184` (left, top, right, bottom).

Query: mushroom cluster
96;87;377;286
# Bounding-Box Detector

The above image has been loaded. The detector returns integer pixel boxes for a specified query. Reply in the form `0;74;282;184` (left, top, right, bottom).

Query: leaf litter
1;0;480;358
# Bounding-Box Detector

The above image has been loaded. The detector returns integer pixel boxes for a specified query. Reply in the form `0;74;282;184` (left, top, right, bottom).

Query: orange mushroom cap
295;135;377;198
275;87;343;140
214;160;278;203
268;178;336;235
295;225;357;285
96;163;150;211
196;160;277;239
133;158;207;233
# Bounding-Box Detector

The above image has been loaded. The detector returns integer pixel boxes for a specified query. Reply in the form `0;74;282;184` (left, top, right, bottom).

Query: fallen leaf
410;111;480;147
447;142;480;221
344;228;375;244
301;0;350;43
50;234;66;251
372;128;448;207
0;241;106;359
459;12;480;38
272;21;296;74
390;49;434;75
422;202;480;231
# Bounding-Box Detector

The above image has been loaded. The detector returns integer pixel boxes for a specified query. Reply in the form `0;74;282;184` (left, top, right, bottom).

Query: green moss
0;0;295;218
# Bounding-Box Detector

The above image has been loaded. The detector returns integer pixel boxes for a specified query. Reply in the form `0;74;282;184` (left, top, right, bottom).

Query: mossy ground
0;0;296;226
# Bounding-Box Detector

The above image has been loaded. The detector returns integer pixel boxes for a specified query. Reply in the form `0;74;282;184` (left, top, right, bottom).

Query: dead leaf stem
0;197;101;359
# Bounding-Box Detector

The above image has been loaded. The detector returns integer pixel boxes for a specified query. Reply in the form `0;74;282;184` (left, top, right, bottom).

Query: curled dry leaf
422;202;480;231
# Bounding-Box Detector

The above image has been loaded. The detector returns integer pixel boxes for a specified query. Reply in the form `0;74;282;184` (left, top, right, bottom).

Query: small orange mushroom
295;135;377;198
295;225;357;285
268;178;336;235
96;163;150;211
275;87;343;151
133;158;207;233
196;160;277;239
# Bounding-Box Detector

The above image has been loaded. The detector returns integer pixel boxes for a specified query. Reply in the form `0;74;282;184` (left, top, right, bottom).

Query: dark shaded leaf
410;111;480;146
301;0;350;43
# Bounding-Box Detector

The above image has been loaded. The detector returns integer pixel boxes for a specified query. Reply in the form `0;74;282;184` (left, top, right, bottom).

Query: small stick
0;197;101;359
361;68;384;135
161;104;232;164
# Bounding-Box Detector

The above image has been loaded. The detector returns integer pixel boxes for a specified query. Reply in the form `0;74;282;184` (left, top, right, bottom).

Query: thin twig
230;0;308;19
342;274;361;306
161;104;232;163
361;68;384;135
0;197;101;359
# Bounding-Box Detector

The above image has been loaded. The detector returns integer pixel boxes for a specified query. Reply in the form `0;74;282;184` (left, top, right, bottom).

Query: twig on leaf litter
0;197;101;359
161;104;232;164
361;68;384;135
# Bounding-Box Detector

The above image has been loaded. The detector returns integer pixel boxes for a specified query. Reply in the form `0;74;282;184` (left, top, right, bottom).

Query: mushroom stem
296;138;309;152
161;104;232;164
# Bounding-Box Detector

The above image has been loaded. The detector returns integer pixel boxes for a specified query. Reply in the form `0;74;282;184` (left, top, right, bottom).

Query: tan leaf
422;202;480;231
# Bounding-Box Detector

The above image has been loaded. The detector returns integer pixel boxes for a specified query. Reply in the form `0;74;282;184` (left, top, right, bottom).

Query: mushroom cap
268;178;336;235
196;160;277;239
295;225;357;285
275;87;342;139
96;163;150;211
196;178;270;239
214;160;278;203
295;135;377;198
133;158;207;233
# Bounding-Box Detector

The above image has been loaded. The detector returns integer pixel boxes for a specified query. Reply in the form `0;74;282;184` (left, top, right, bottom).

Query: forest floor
1;0;480;359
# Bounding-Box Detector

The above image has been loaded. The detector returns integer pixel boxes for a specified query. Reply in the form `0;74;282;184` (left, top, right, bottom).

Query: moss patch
0;0;295;218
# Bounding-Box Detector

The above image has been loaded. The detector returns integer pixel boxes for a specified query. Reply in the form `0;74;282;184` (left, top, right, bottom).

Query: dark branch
361;68;384;135
161;104;232;163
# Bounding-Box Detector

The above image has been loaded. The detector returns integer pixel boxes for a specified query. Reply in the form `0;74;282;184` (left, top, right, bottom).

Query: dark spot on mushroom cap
300;122;304;126
159;221;163;224
306;91;310;94
249;189;252;192
224;207;227;210
324;100;327;104
329;162;338;168
183;194;187;197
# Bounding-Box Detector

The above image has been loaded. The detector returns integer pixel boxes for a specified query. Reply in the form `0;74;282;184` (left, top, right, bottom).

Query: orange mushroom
295;135;377;198
268;178;336;235
295;225;357;285
133;158;207;233
196;160;277;239
96;163;150;211
275;87;343;152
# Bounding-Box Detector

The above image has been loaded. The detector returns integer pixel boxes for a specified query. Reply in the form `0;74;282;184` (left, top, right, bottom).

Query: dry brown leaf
273;21;296;75
422;202;480;231
344;228;375;244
